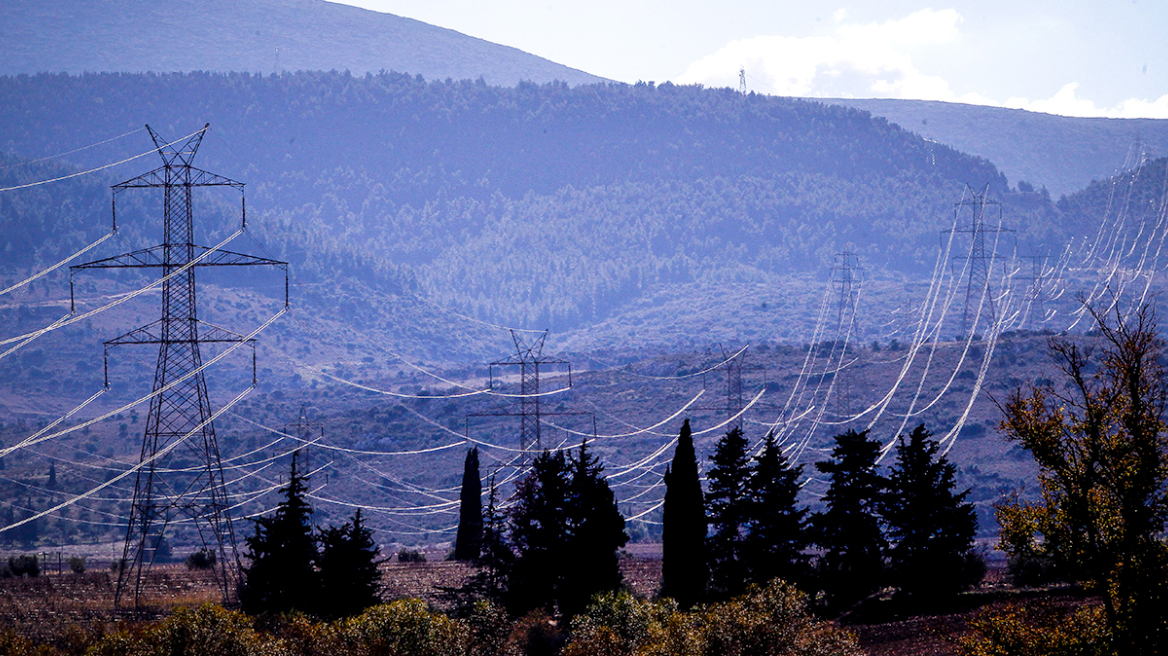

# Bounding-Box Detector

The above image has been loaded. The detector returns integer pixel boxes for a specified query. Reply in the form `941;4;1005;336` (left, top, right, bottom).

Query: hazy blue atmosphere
349;0;1168;118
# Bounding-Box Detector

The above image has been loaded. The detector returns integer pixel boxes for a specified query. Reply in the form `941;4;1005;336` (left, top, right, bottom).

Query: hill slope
826;98;1168;198
0;0;603;86
0;72;1037;336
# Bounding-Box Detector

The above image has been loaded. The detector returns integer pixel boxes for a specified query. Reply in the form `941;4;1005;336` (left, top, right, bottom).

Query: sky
340;0;1168;119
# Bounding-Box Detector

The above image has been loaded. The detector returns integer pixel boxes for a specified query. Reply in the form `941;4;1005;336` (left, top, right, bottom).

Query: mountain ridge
0;0;604;87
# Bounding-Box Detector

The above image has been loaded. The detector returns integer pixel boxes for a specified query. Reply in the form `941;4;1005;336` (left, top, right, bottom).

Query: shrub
68;556;86;574
0;629;56;656
507;610;564;656
340;599;469;656
397;548;427;563
563;581;860;656
8;554;40;577
565;592;675;656
88;604;279;656
185;548;217;571
958;603;1112;656
699;580;861;656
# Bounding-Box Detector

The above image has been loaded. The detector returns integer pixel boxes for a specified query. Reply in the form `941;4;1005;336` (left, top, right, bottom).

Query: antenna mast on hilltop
739;67;748;95
72;125;287;607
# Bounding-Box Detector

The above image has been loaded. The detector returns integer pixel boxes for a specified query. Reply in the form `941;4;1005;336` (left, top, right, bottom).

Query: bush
88;604;279;656
185;548;217;571
340;599;469;656
563;581;860;656
67;556;85;574
958;603;1112;656
565;592;675;656
397;548;427;563
8;554;40;577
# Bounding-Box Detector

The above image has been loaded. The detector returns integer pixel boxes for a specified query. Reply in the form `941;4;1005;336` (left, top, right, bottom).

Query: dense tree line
659;420;982;614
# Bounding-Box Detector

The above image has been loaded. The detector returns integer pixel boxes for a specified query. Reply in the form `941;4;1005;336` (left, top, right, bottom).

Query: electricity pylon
945;188;1012;337
73;125;287;607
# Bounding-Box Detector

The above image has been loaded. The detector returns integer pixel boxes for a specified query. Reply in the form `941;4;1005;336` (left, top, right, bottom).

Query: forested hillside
0;71;1061;334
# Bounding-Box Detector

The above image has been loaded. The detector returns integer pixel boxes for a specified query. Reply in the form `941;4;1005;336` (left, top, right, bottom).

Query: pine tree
561;439;628;618
239;451;320;615
881;424;981;600
506;450;572;615
317;509;383;619
811;429;886;610
662;418;708;608
744;431;809;587
47;464;57;490
454;447;483;561
706;425;752;599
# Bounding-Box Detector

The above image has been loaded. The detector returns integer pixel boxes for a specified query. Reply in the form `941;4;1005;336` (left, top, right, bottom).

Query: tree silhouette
811;429;886;610
317;508;382;619
706;426;752;599
239;451;319;615
744;431;809;588
561;440;628;618
507;450;571;615
662;418;709;608
881;424;980;601
997;303;1168;653
454;447;483;561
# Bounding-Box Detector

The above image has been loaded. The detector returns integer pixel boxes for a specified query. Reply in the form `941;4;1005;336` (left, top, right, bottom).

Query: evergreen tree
561;440;628;618
317;509;383;619
477;474;512;604
506;450;572;615
47;464;57;490
454;447;483;561
662;418;709;608
706;425;752;599
881;424;981;600
239;451;319;615
811;429;887;610
744;431;809;587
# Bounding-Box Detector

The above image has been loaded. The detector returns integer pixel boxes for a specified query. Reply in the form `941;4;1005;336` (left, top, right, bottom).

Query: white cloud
675;9;977;101
674;8;1168;119
1006;83;1168;119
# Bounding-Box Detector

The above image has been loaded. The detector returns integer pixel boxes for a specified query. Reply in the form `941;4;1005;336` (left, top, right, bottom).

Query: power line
70;124;288;608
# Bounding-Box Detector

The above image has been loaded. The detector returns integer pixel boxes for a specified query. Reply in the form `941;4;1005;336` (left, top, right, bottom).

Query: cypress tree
744;431;809;587
239;450;319;615
561;439;628;618
454;447;483;561
811;429;887;610
506;450;571;615
882;424;981;600
318;509;382;619
706;425;752;599
662;418;708;608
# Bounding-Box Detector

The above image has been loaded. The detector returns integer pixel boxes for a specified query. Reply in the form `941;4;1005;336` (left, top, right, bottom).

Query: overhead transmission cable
0;126;208;193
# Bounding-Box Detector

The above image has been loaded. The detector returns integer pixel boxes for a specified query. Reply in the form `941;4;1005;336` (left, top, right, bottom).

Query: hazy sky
340;0;1168;118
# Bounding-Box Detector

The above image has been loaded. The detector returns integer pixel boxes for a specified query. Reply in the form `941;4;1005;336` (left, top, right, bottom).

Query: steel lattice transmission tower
945;189;1012;337
830;252;863;337
488;330;571;464
73;125;287;607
